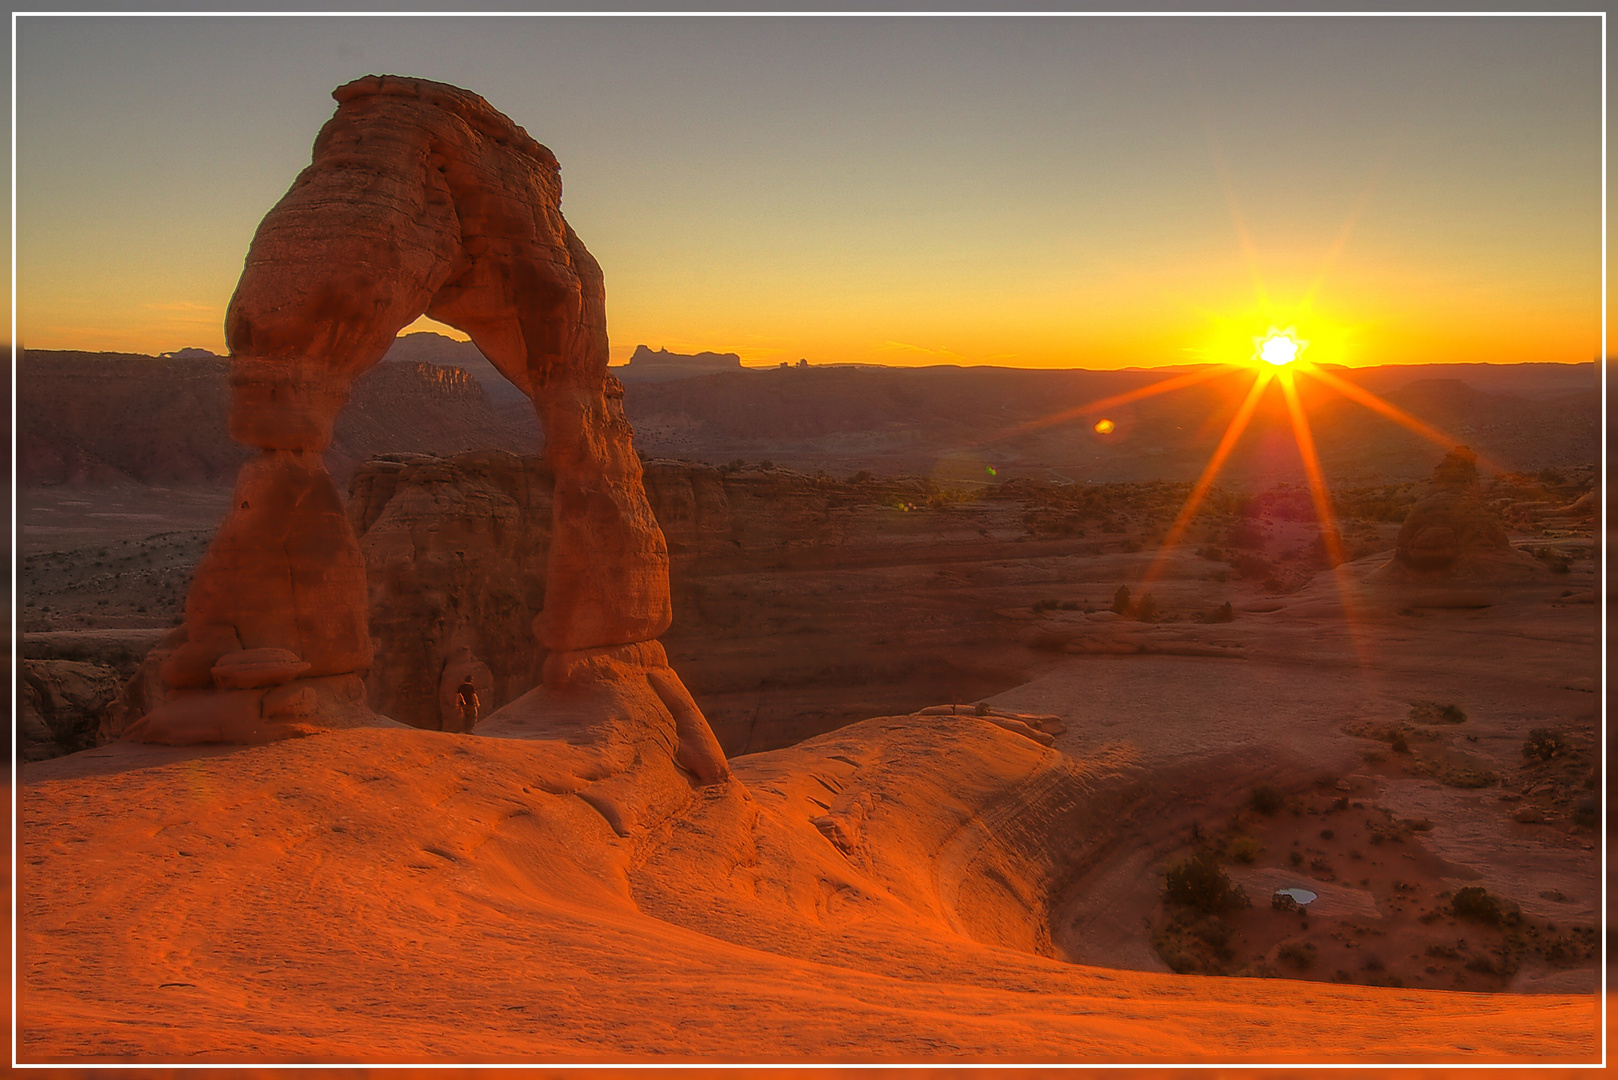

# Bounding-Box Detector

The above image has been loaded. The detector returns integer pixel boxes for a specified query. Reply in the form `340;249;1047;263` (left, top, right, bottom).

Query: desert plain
16;339;1602;1064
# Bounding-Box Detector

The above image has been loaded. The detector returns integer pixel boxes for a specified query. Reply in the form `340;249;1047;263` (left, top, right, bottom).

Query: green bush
1572;795;1598;829
1451;886;1502;924
1522;728;1566;760
1189;916;1230;948
1277;941;1315;970
1163;852;1250;914
1409;701;1466;725
1226;835;1262;864
1249;784;1284;816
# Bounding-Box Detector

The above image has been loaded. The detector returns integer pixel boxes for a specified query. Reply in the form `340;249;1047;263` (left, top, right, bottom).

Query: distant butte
617;344;745;382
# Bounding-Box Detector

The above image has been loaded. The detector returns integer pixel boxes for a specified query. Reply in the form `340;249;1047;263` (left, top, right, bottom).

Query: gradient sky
14;13;1603;368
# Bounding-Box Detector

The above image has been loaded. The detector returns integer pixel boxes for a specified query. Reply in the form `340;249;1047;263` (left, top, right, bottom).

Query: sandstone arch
123;76;725;782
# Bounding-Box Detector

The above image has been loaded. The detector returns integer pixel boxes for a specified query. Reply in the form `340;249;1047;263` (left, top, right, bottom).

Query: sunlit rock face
123;77;708;771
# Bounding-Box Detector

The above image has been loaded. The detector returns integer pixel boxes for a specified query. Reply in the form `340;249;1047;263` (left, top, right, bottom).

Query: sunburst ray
1278;368;1373;666
1141;368;1275;588
1300;364;1463;454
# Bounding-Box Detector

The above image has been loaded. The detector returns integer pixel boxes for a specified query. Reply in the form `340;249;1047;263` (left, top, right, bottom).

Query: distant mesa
158;347;220;360
617;344;744;383
382;331;529;404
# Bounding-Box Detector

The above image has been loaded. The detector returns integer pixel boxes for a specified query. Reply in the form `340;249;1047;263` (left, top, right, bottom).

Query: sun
1256;328;1304;366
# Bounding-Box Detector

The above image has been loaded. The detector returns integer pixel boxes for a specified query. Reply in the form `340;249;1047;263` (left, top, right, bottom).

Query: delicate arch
121;77;706;764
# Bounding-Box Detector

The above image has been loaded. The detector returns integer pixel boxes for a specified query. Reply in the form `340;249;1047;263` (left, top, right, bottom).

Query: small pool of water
1274;887;1317;906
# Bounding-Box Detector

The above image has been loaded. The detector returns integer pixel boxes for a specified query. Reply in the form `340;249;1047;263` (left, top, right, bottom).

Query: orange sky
14;15;1603;368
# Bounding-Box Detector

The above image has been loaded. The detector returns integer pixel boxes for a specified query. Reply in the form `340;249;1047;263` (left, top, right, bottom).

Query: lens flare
1094;418;1116;434
1256;328;1304;366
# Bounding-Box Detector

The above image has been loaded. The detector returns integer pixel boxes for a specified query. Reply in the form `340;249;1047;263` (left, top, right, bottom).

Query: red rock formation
1385;447;1541;578
18;660;122;761
128;76;718;779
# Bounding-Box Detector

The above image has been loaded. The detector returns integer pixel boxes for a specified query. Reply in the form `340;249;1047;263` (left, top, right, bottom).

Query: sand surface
998;552;1598;993
15;469;1600;1065
18;679;1598;1063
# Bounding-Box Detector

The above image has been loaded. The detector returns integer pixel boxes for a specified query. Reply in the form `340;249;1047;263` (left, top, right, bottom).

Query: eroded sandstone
124;76;716;781
1375;447;1543;585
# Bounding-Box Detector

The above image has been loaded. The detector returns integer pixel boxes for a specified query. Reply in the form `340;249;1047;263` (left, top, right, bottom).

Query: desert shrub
850;470;873;483
925;488;977;510
1227;522;1265;550
1110;585;1132;615
1287;850;1304;868
1135;593;1158;621
1189;917;1230;948
1522;728;1565;760
1409;701;1466;725
1196;545;1224;561
1229;553;1274;581
1464;953;1515;977
1572;795;1598;829
1451;886;1502;924
1277;941;1315;970
1529;546;1572;573
1389;732;1409;754
1163;852;1250;914
1538;935;1579;964
1407;752;1496;789
1226;835;1261;864
1197;601;1235;624
1249;785;1284;816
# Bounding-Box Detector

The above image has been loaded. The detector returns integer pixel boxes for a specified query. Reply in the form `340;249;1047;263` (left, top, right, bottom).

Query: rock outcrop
345;451;845;731
1372;447;1543;586
17;659;123;761
123;75;722;780
349;451;553;730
